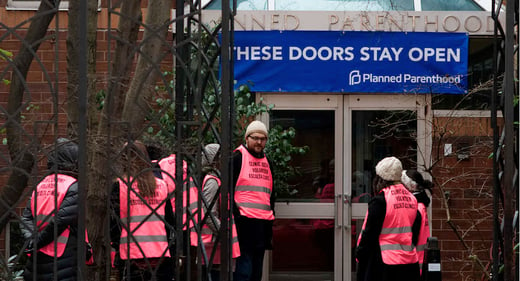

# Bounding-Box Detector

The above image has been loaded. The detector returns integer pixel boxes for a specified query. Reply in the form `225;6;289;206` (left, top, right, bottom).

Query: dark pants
121;258;173;281
233;248;265;281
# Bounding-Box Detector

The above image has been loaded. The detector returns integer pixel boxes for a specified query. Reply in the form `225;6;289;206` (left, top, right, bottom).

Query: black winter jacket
21;139;81;281
356;189;422;281
21;181;80;281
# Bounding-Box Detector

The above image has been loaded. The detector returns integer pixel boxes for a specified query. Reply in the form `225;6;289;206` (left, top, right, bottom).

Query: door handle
343;194;351;230
335;194;342;228
344;194;351;205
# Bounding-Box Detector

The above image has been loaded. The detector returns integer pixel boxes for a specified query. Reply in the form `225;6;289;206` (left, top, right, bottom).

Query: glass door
259;94;431;281
345;95;430;281
259;94;343;281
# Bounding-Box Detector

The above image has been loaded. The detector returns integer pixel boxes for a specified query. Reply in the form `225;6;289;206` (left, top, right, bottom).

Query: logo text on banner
230;31;468;94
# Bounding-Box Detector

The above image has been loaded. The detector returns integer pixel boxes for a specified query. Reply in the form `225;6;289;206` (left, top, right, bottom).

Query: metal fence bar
76;0;88;279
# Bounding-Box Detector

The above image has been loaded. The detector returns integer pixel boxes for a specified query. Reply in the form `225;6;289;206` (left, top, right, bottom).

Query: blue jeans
233;248;265;281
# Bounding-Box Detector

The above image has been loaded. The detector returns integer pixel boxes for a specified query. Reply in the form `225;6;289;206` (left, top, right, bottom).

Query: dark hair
121;140;157;198
404;170;434;192
372;174;394;195
144;139;164;161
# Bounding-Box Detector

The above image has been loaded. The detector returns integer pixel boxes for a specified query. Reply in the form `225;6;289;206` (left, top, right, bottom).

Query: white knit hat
375;156;402;181
202;143;220;167
245;120;268;138
401;170;418;191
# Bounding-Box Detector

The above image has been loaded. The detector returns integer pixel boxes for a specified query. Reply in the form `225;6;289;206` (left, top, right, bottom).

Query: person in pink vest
21;138;87;281
200;143;241;280
401;169;434;275
110;141;174;281
356;156;421;281
232;120;275;281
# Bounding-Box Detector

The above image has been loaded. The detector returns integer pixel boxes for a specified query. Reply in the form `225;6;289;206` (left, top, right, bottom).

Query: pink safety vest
234;145;274;220
118;177;170;260
416;202;430;274
32;174;77;257
158;154;199;246
201;174;240;262
379;184;419;265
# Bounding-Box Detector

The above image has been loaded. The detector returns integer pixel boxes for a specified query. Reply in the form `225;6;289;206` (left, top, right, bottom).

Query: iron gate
0;0;236;280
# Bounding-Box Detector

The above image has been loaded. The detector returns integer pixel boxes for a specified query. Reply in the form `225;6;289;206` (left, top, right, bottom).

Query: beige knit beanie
245;120;268;138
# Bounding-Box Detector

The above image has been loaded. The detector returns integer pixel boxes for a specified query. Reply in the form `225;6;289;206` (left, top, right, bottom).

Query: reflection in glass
270;110;335;202
351;110;417;201
421;0;483;11
272;219;334;280
204;0;268;10
204;0;415;11
275;0;413;11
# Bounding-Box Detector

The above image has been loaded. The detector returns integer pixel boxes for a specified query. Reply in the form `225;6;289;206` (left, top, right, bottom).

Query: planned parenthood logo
349;70;362;86
348;70;462;87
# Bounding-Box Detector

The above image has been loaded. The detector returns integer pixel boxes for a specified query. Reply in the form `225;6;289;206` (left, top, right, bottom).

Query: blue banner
231;31;468;94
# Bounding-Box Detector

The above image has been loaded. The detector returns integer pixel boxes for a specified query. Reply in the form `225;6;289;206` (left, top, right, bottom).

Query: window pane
421;0;483;11
433;38;494;110
205;0;269;10
351;110;417;200
270;110;335;202
205;0;414;11
272;219;334;279
275;0;413;11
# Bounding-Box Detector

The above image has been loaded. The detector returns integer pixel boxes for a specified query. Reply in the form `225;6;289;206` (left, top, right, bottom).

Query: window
204;0;486;11
421;0;483;11
6;0;101;10
433;37;495;110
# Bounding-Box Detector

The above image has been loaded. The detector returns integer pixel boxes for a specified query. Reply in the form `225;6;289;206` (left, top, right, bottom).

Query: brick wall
432;116;499;281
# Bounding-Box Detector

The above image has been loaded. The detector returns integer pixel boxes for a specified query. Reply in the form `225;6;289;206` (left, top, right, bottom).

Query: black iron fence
0;0;235;280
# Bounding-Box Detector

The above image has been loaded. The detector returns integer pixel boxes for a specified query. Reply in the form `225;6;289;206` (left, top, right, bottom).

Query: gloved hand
86;242;94;264
24;241;34;255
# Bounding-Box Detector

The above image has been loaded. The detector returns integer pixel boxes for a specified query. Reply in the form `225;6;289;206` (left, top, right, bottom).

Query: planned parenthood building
203;1;499;281
0;0;501;280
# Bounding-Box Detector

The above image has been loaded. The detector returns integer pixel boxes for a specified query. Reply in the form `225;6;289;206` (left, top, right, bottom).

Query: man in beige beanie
243;120;268;154
232;120;274;281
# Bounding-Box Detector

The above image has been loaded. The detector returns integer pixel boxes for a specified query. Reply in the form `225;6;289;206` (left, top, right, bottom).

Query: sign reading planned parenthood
232;31;468;94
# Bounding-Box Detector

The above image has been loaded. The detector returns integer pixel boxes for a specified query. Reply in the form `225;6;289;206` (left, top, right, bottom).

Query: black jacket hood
47;138;79;174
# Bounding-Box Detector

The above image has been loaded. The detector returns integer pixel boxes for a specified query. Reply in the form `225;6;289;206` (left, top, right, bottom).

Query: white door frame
343;94;431;281
257;93;432;281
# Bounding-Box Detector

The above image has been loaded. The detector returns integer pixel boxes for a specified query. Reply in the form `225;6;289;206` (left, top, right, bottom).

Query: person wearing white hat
356;156;421;281
232;120;275;281
401;170;434;275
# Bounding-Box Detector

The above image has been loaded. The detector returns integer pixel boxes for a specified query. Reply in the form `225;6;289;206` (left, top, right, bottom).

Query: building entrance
258;94;430;281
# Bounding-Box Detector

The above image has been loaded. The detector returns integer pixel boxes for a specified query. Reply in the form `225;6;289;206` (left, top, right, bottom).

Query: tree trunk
86;1;142;279
122;0;172;138
0;0;58;234
67;0;98;141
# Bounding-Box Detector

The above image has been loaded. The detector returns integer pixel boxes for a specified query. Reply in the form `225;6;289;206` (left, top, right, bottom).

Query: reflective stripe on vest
32;174;76;257
118;177;170;260
234;145;274;220
158;155;199;246
379;184;418;265
416;202;430;274
201;174;241;260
